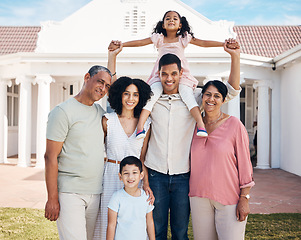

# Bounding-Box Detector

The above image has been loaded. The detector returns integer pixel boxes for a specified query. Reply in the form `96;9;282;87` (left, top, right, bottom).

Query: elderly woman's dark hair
202;80;228;101
108;76;152;118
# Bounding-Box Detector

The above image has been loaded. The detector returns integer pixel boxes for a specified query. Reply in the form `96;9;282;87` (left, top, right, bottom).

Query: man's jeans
148;168;190;240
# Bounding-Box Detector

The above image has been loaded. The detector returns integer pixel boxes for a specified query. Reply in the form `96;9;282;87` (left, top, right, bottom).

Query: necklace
204;112;223;126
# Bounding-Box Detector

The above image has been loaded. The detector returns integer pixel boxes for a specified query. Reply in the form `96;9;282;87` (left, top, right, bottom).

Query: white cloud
0;0;300;26
245;14;301;25
283;15;301;25
229;0;253;7
282;1;301;12
0;0;91;25
12;7;36;18
37;0;91;20
182;0;207;8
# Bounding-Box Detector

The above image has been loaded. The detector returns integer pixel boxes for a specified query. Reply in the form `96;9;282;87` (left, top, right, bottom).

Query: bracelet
112;72;116;76
240;194;250;200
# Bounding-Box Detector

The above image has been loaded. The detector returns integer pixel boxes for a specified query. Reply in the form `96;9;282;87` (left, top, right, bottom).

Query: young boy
106;156;155;240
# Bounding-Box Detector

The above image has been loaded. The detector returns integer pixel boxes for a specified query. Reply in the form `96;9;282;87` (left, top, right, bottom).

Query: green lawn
0;208;300;239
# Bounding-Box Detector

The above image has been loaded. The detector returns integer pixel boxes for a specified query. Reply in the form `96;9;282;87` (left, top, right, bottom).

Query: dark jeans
148;168;190;240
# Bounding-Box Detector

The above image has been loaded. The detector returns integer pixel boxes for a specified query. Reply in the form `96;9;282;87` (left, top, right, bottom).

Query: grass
245;213;301;239
0;208;58;240
0;208;300;239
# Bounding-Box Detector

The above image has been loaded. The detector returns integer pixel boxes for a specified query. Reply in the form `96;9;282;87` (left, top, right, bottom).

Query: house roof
1;25;301;58
234;25;301;58
0;26;41;55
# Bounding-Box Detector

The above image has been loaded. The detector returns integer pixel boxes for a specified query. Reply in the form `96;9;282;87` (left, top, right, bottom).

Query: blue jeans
148;168;190;240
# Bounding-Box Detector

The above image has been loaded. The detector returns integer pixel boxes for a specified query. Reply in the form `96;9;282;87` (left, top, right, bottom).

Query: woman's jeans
148;168;190;240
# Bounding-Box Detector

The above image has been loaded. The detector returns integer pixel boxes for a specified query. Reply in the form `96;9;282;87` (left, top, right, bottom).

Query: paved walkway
0;162;301;213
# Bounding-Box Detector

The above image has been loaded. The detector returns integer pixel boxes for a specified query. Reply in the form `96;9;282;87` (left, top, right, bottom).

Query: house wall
280;61;301;176
36;0;235;54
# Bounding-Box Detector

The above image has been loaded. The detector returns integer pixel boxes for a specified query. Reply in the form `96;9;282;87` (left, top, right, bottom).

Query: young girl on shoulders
109;10;239;139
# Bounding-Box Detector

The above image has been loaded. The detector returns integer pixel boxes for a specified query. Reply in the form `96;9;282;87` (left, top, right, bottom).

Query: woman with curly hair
93;68;154;239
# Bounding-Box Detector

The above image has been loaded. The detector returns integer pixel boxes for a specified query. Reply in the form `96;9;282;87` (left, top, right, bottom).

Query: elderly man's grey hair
88;65;112;78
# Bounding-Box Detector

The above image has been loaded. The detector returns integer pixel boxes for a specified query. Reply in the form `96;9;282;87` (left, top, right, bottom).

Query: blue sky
0;0;300;26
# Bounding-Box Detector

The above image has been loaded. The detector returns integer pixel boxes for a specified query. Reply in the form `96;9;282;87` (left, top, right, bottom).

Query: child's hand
225;38;240;49
108;40;123;57
108;40;121;51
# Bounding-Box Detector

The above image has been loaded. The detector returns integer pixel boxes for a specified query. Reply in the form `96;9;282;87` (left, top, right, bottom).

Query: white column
0;80;11;164
270;78;280;168
34;75;54;168
225;76;241;119
254;81;271;169
204;76;240;118
16;76;32;167
227;92;240;118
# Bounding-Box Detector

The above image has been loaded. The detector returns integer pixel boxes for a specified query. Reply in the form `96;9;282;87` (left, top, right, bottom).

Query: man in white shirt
144;47;241;239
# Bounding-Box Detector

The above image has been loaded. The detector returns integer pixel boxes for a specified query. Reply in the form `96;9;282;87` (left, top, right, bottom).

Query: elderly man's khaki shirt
144;83;240;175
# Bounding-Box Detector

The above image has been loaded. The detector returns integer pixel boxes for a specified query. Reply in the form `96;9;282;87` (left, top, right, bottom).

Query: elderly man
44;46;121;240
143;45;241;239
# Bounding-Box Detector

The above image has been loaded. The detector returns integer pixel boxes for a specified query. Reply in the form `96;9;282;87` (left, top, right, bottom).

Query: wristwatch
240;194;250;200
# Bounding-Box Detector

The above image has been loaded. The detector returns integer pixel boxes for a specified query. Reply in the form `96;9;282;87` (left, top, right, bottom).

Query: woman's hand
143;182;155;205
236;197;250;221
108;41;116;51
224;39;240;57
225;38;240;49
108;40;122;51
107;41;122;83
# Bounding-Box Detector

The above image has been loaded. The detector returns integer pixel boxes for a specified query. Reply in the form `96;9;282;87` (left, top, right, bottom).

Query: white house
0;0;301;176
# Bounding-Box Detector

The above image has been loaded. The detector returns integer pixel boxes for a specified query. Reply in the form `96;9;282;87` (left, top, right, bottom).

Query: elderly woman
93;48;154;240
189;50;255;239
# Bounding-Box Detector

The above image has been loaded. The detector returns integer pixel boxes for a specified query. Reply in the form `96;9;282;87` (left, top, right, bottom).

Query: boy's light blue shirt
108;188;154;240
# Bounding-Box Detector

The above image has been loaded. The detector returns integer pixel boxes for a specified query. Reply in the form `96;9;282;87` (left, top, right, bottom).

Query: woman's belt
107;159;121;164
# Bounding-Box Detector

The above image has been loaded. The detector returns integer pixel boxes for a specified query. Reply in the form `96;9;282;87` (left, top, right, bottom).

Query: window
7;80;19;127
140;13;146;28
123;6;146;35
240;85;254;132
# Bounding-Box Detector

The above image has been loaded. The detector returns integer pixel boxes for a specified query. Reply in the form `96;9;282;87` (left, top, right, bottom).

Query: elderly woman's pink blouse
189;116;255;205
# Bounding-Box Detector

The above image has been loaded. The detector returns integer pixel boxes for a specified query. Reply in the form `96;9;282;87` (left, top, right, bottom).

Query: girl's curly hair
108;76;152;118
153;10;194;39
